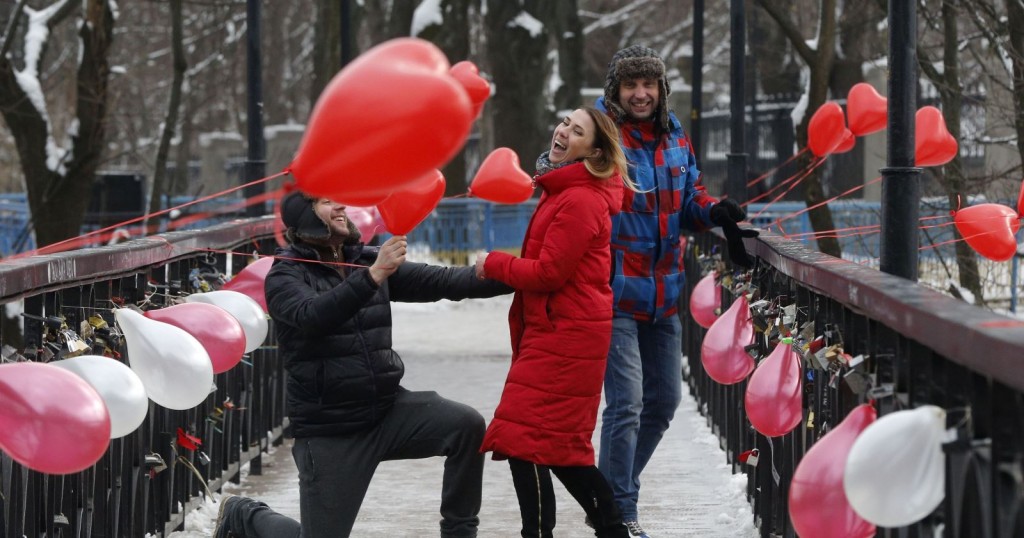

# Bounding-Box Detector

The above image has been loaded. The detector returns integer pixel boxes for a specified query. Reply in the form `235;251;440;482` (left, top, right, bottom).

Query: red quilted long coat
479;161;623;466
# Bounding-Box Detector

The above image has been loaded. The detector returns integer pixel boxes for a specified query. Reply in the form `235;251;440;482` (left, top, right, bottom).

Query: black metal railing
0;217;286;538
682;231;1024;538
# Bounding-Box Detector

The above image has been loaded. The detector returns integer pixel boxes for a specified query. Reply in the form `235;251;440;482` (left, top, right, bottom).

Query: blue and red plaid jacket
597;97;718;321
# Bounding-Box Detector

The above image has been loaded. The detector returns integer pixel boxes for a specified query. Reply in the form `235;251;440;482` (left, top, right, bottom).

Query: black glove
710;199;759;268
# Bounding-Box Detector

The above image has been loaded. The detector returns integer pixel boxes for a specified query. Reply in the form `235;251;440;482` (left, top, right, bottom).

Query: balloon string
176;455;213;498
748;157;825;220
771;176;883;228
746;148;809;189
744;157;820;209
5;170;290;261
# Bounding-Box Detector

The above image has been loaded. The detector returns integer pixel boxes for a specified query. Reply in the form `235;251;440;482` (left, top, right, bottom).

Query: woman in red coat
475;106;633;538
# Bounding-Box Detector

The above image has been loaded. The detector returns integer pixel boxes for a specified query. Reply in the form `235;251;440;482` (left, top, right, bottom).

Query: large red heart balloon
378;169;446;235
846;83;888;136
953;203;1021;262
145;302;247;374
745;339;802;437
915;106;959;167
789;404;877;538
289;38;473;203
0;362;111;474
450;61;490;119
700;294;755;385
469;148;534;204
807;102;847;157
689;272;721;329
831;128;856;154
222;256;274;313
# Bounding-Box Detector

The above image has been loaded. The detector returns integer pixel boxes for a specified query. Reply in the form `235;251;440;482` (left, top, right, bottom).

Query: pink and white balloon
844;405;948;527
184;290;268;353
52;355;148;438
114;308;214;410
0;362;111;474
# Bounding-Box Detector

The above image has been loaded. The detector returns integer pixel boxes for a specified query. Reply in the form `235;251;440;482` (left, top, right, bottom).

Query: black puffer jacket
265;242;509;438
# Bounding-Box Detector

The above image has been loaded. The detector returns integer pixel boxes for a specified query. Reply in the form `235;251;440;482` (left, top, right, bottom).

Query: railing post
879;0;922;280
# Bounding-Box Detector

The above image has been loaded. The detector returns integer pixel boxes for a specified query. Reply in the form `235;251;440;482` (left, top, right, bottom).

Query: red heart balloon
915;106;959;167
807;102;847;157
789;404;877;538
831;128;856;154
953;203;1021;262
0;362;111;474
449;61;490;118
378;169;446;235
700;294;755;385
145;302;247;374
689;272;721;329
846;83;888;136
745;340;802;437
222;256;274;313
469;148;534;204
289;38;473;202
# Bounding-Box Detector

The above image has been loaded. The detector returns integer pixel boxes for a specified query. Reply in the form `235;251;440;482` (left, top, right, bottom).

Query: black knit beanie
281;191;331;242
604;45;671;132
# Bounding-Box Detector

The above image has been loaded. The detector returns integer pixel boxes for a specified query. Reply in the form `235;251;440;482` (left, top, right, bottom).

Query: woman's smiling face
548;109;596;164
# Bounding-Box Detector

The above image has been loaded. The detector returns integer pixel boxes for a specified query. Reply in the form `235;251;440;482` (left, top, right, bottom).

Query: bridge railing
0;216;285;538
683;230;1024;538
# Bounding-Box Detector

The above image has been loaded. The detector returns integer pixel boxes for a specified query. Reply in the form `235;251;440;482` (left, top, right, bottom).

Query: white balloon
52;354;149;438
843;405;947;527
184;290;268;353
113;309;214;410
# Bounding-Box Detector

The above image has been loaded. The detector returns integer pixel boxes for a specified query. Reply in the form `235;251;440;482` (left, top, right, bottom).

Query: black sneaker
623;520;650;538
213;494;238;538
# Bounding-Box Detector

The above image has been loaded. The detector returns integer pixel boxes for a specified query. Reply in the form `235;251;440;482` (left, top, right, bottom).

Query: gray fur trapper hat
604;45;671;131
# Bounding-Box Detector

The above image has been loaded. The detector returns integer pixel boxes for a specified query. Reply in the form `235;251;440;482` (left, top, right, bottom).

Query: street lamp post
244;0;266;218
727;0;747;202
879;0;922;280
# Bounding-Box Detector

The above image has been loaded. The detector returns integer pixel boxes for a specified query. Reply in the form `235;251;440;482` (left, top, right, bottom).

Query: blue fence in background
0;195;1006;260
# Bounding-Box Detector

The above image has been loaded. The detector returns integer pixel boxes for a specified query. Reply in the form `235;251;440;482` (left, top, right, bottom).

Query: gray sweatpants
224;389;486;538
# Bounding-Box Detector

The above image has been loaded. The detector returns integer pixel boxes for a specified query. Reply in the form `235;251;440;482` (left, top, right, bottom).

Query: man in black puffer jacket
214;192;510;538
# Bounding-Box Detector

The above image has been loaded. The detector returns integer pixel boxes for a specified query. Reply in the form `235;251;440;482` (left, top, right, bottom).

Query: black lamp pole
244;0;266;217
726;0;747;202
879;0;922;280
690;0;704;162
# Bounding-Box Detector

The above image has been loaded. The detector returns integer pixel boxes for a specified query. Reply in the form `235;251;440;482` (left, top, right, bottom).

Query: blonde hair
579;106;641;192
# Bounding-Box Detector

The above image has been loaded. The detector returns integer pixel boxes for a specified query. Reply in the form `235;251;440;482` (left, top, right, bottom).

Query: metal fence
0;217;286;538
682;230;1024;538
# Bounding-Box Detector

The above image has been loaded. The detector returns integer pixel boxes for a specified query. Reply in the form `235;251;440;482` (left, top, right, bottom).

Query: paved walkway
173;296;758;537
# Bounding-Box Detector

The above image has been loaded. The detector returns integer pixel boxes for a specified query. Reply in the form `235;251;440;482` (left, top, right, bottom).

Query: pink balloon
223;256;274;313
790;404;877;538
689;272;721;329
0;362;111;474
346;206;384;242
700;295;755;384
745;340;802;437
145;303;247;374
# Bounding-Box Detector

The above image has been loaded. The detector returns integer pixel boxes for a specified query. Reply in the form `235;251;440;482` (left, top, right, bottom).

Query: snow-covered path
169;296;758;537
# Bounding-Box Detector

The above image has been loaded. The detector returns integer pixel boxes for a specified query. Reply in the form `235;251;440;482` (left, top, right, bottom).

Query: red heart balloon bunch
289;38;474;206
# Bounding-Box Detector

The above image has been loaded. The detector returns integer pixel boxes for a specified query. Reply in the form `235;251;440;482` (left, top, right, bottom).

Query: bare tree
485;0;550;174
148;0;186;218
0;0;115;247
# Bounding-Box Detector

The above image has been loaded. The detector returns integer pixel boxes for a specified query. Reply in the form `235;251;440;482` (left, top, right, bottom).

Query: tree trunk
548;0;584;114
418;0;472;196
311;0;342;104
149;0;186;220
484;0;550;175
